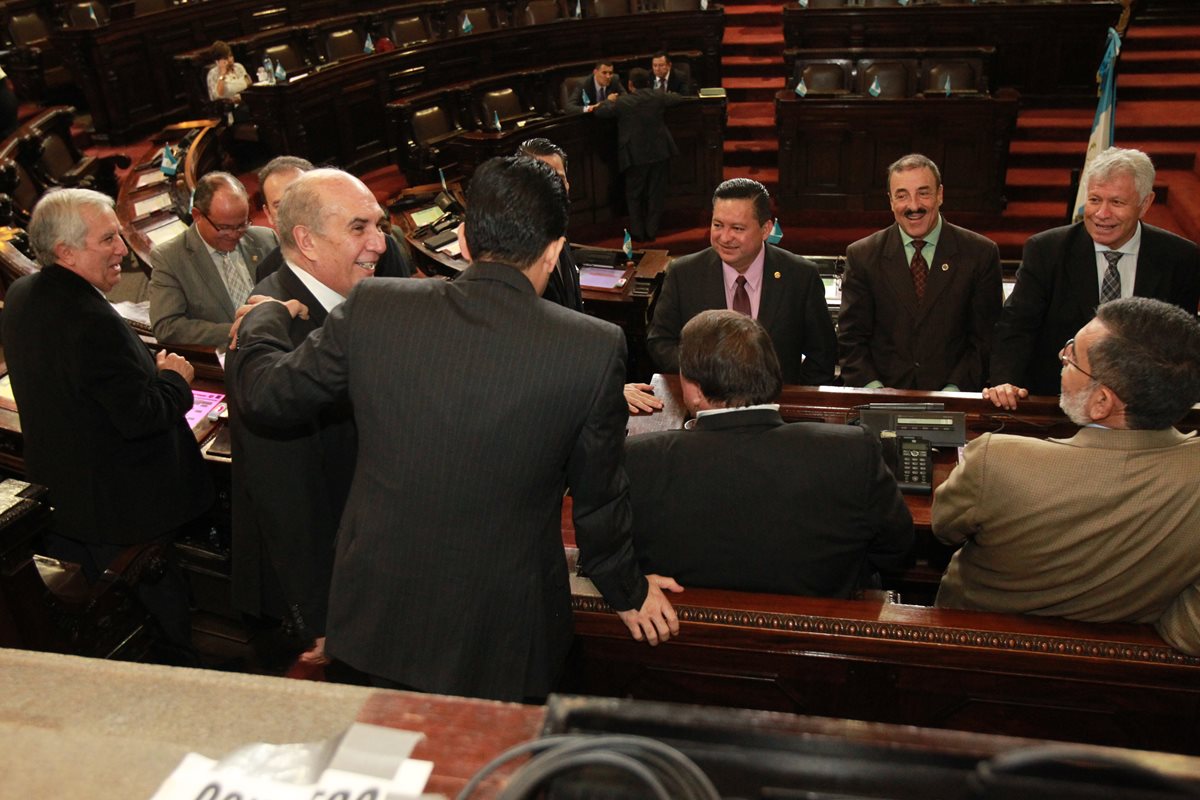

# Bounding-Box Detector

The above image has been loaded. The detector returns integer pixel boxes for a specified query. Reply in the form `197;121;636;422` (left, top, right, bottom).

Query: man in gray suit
934;297;1200;655
149;171;276;346
230;156;680;701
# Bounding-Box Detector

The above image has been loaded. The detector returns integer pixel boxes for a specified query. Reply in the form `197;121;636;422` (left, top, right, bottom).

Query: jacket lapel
1065;222;1101;321
757;245;784;328
878;225;921;318
920;222;960;320
1131;224;1166;299
185;225;236;320
276;264;327;330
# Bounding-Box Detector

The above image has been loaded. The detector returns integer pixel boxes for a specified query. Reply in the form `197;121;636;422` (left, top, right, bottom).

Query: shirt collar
1094;221;1143;255
685;403;780;428
286;261;346;311
897;213;943;249
721;243;766;291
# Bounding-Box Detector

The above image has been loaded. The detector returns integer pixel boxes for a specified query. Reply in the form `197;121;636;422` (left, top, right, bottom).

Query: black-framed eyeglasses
1059;338;1095;379
196;208;250;234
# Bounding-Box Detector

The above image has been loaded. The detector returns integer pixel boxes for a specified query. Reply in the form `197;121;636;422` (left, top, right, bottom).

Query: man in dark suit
839;153;1003;391
2;188;213;657
254;156;415;283
651;52;692;95
149;171;277;346
593;68;684;242
228;169;385;664
516;138;582;311
987;146;1200;409
229;156;680;701
648;178;837;385
564;60;626;114
628;310;913;597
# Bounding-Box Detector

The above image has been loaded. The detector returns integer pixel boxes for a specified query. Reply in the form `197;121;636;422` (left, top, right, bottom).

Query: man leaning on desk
933;297;1200;655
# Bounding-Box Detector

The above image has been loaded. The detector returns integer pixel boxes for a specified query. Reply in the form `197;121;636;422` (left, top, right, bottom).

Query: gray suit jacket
840;220;1002;391
647;244;837;385
228;262;648;701
149;223;277;346
933;427;1200;655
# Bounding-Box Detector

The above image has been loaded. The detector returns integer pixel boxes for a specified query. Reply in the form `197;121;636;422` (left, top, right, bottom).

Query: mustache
904;209;928;218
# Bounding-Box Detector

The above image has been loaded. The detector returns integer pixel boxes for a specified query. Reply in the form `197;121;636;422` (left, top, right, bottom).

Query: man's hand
156;350;195;385
617;574;683;646
982;383;1029;411
624;382;664;415
606;92;619;102
228;297;309;350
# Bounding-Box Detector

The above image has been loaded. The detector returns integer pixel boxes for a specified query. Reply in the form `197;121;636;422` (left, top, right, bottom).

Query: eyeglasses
1059;338;1095;379
196;209;250;234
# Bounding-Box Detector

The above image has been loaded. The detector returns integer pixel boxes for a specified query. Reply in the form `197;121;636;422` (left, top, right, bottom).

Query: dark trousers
42;530;195;657
624;158;670;241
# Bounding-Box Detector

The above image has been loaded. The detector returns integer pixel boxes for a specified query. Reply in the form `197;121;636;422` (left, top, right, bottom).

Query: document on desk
133;193;173;218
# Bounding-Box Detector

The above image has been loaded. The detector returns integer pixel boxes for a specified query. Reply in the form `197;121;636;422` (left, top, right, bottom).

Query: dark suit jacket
626;408;913;598
839;220;1003;391
227;265;356;638
543;244;583;311
564;74;626;114
255;233;415;284
991;222;1200;395
1;265;213;545
592;88;683;171
647;244;838;385
228;261;647;701
148;223;277;346
653;71;691;95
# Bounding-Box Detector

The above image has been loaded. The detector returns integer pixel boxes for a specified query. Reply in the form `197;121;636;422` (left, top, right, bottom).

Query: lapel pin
252;254;259;263
773;271;781;279
940;263;949;271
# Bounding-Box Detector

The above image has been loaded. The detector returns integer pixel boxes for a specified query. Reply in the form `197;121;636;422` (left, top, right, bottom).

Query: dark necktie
732;275;751;316
910;239;928;301
1100;250;1123;304
656;77;664;90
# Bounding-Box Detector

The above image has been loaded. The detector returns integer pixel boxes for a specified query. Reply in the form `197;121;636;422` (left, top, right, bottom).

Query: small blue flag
623;229;633;259
461;13;474;33
88;4;98;22
493;110;502;131
160;144;178;176
767;219;783;244
274;62;287;82
944;75;952;96
438;168;448;191
868;76;882;97
575;0;582;17
796;0;806;7
794;77;807;98
581;88;591;107
700;0;707;8
364;33;374;54
898;0;909;6
262;57;275;84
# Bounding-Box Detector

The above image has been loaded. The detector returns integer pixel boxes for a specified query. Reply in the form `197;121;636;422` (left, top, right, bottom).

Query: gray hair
887;153;942;189
1082;147;1155;202
276;168;370;251
1091;297;1200;429
29;188;115;267
192;171;248;214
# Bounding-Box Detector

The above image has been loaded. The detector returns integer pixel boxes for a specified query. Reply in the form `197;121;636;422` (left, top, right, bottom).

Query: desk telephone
880;432;932;495
855;403;960;495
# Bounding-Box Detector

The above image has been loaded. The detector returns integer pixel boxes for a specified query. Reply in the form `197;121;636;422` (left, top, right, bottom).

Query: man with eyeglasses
986;147;1200;409
149;171;277;346
932;297;1200;656
839;153;1003;392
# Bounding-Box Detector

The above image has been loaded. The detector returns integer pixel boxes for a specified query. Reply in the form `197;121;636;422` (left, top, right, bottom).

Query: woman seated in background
206;41;251;121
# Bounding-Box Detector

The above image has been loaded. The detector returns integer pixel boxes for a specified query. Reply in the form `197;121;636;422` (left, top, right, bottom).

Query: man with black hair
565;60;625;114
515;138;582;311
593;67;683;242
934;297;1200;655
627;309;912;597
648;178;837;385
230;156;680;700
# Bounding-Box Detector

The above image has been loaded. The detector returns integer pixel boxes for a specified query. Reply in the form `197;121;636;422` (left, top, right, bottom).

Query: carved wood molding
571;595;1200;667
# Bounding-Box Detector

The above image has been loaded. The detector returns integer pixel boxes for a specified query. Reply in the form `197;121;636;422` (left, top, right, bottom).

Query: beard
1059;380;1099;426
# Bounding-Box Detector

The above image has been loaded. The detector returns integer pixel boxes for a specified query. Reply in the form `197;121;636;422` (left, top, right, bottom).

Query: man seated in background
934;297;1200;655
149;171;276;346
651;51;693;95
565;60;626;114
627;309;914;598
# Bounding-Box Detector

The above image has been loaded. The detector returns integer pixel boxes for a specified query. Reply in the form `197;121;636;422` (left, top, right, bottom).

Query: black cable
974;745;1200;798
497;749;672;800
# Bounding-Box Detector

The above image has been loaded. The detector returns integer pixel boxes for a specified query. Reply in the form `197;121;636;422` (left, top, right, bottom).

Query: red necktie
910;239;928;301
732;275;751;316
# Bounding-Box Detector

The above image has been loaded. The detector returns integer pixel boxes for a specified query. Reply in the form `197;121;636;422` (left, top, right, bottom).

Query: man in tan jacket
933;296;1200;655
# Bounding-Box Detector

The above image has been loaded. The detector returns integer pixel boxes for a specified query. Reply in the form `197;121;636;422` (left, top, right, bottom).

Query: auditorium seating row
782;0;1122;103
787;48;992;97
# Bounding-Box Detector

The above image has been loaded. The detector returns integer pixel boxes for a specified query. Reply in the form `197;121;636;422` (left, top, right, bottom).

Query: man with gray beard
932;297;1200;655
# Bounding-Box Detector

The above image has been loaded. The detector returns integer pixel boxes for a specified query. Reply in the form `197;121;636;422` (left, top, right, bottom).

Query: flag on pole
438;168;448;191
581;88;591;107
1073;27;1122;223
160;145;178;176
274;62;287;82
794;78;808;98
493;110;502;131
767;219;783;244
623;229;633;260
461;13;474;33
943;74;952;96
364;33;375;54
868;76;882;97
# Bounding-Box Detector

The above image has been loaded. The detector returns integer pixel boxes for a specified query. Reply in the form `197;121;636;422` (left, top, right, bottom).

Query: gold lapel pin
773;271;781;279
940;263;949;271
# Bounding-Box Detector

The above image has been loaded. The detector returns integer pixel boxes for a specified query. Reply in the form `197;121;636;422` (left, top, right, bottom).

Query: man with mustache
932;297;1200;656
839;153;1003;391
227;169;385;666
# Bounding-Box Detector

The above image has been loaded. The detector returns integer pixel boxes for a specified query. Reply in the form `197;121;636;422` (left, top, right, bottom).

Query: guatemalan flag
1072;27;1122;223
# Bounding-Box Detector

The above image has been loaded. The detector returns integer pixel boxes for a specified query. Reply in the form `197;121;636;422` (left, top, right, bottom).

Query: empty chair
524;0;564;24
389;16;431;46
323;28;366;62
794;59;853;94
922;60;980;94
411;105;458;146
480;88;525;126
0;159;41;228
591;0;629;15
67;2;109;27
857;59;916;97
262;43;307;75
457;7;494;33
7;12;49;46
